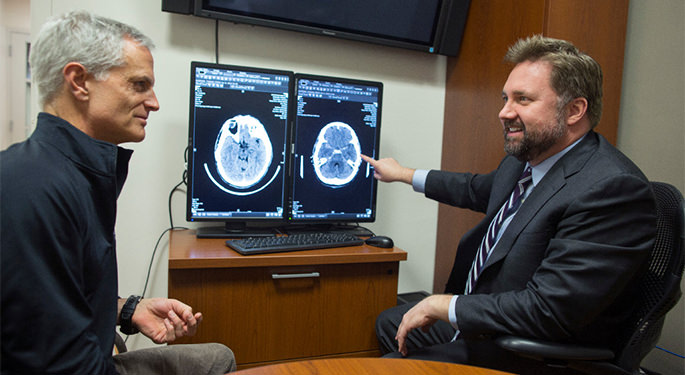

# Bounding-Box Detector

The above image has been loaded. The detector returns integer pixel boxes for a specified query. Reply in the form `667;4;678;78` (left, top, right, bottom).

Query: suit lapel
487;161;525;216
479;132;600;273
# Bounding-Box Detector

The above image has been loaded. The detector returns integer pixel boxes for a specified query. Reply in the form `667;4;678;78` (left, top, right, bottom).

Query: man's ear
566;97;588;126
63;62;90;101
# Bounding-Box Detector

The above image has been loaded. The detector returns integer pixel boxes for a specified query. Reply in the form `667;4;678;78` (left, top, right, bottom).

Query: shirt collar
528;134;587;186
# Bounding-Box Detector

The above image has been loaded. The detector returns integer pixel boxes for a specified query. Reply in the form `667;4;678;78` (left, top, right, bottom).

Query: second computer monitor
290;74;382;222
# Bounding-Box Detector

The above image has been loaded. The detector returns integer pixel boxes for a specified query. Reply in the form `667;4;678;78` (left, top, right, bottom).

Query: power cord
168;146;189;229
124;155;189;344
140;225;185;298
655;345;685;359
215;19;219;64
168;171;187;229
142;166;189;297
125;172;188;344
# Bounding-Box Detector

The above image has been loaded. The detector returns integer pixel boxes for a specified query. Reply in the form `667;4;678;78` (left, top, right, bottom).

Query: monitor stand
284;223;374;237
196;223;277;238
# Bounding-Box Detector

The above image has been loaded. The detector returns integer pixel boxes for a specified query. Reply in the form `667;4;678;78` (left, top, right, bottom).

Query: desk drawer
169;262;398;365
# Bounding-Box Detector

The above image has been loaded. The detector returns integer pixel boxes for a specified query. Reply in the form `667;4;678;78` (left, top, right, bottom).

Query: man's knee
376;302;417;354
203;343;236;373
375;306;396;336
376;302;414;332
114;343;236;375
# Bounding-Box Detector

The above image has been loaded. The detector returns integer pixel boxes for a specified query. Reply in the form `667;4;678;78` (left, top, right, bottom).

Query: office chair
494;181;685;375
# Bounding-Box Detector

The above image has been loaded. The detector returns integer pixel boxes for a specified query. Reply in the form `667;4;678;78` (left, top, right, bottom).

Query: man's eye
133;81;149;91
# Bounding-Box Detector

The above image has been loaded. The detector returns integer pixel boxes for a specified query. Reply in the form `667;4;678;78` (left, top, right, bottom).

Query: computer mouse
365;235;394;248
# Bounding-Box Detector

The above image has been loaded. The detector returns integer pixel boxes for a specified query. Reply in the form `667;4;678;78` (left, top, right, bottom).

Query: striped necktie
464;166;532;295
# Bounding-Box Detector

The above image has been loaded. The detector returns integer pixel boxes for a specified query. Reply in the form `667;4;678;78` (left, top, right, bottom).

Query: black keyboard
226;232;364;255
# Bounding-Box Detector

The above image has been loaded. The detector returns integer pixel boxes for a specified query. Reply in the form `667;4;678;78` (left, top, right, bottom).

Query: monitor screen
186;62;292;228
290;74;382;222
199;0;442;46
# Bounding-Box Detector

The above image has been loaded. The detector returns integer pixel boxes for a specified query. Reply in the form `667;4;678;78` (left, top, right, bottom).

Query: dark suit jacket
425;131;656;350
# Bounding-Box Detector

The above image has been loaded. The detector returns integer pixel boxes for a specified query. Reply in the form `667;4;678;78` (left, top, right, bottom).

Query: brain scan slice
311;122;362;187
214;115;273;189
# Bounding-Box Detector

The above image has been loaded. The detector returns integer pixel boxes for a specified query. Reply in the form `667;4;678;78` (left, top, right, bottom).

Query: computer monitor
186;62;293;237
289;74;382;226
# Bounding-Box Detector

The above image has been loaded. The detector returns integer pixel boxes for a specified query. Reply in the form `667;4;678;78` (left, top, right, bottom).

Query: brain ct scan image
311;121;362;187
214;115;273;189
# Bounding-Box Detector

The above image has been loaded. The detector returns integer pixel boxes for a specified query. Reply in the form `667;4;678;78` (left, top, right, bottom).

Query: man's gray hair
30;11;155;107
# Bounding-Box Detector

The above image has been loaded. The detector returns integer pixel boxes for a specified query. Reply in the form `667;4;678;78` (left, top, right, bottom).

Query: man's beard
503;115;566;162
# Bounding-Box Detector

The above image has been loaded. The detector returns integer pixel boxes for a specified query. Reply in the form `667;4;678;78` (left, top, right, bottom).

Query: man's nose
147;90;160;112
498;101;515;121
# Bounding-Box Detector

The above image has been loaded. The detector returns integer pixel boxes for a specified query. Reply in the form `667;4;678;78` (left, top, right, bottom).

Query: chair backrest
615;181;684;370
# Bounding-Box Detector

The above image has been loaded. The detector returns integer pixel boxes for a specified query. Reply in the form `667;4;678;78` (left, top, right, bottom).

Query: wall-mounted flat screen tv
162;0;471;56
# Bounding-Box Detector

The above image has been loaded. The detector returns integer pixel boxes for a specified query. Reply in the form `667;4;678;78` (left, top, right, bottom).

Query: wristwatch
120;295;142;335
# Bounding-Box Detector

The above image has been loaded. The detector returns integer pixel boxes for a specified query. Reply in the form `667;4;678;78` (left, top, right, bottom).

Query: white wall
0;0;31;148
30;0;446;349
618;1;684;374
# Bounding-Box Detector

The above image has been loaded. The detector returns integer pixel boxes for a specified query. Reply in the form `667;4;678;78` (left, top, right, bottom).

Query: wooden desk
168;230;407;369
232;358;515;375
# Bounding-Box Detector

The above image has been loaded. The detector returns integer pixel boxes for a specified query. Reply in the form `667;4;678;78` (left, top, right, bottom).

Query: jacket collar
32;112;133;197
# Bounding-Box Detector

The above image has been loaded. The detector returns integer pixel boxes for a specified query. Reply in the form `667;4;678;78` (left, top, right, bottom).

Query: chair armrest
494;335;615;361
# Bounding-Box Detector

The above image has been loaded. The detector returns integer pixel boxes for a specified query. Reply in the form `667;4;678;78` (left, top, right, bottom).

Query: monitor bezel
185;61;294;227
287;73;383;224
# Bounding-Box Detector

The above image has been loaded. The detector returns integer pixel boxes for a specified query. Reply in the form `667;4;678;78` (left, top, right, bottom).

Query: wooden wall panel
433;0;547;292
544;0;629;145
433;0;629;292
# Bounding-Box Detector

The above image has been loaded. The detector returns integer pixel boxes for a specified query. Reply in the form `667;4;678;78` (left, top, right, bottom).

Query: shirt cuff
412;169;429;193
448;295;459;329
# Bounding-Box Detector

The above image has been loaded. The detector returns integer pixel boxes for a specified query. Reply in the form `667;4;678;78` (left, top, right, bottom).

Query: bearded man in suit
362;35;655;375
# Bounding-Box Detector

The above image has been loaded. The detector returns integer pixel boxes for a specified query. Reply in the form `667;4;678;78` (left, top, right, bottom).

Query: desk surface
232;358;514;375
169;229;407;269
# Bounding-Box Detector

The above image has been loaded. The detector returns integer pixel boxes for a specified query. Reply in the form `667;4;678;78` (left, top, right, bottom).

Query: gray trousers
113;343;236;375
